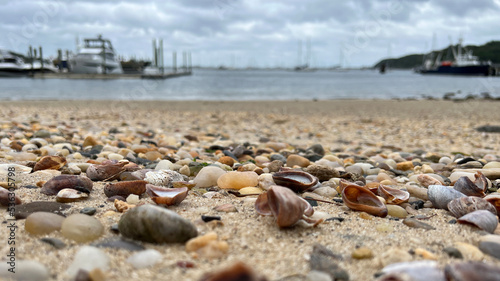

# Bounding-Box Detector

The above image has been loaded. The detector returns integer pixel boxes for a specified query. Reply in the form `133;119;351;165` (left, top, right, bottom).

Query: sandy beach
1;99;500;281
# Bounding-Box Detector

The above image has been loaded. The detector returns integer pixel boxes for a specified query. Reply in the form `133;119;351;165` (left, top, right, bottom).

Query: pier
30;71;191;80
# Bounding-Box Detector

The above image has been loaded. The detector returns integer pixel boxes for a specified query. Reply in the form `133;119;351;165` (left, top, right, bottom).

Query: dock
30;71;192;80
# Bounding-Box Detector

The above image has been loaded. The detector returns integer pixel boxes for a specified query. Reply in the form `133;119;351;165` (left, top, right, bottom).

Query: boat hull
417;65;492;76
69;57;123;74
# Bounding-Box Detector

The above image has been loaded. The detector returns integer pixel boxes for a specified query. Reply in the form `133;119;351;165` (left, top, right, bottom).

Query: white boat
0;49;28;77
24;59;59;73
69;35;123;74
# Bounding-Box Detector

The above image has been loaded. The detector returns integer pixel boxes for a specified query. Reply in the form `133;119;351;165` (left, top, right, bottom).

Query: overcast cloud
1;0;499;67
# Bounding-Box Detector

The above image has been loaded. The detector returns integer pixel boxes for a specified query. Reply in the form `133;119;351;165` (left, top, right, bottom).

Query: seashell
457;210;499;233
447;196;497;218
342;183;388;217
199;262;261;281
484;193;500;215
114;199;136;213
427;185;466;210
104;180;148;198
56;188;89;203
444;261;500;281
377;261;445;281
33;156;67;171
0;164;32;175
145;170;185;188
453;175;486;197
473;171;490;191
255;185;320;227
0;187;22;206
146;184;188;206
272;170;318;193
41;175;93;196
377;184;410;205
86;162;127;181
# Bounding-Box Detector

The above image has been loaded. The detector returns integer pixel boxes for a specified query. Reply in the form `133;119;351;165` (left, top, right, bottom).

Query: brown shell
33;156;67;171
146;184;188;206
447;196;497;218
377;184;410;205
453;174;486;197
255;185;317;227
457;210;498;233
56;188;89;203
484;193;500;215
41;175;93;196
0;187;22;206
445;261;500;281
86;162;126;181
272;170;318;193
342;183;388;217
104;180;148;198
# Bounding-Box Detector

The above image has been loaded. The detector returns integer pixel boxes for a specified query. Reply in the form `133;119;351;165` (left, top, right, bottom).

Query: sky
1;0;499;68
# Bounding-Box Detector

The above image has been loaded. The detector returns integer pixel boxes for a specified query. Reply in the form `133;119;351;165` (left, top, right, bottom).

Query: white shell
145;170;184;187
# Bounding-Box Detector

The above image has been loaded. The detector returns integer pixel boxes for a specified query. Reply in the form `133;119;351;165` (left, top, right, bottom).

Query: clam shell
427;185;466;210
86;162;126;181
272;170;318;193
41;175;93;196
453;175;485;197
33;156;67;171
342;183;388;217
457;210;499;233
104;180;148;198
447;196;497;218
484;193;500;215
0;187;22;206
444;261;500;281
145;170;185;188
146;184;188;206
377;184;410;205
56;188;89;203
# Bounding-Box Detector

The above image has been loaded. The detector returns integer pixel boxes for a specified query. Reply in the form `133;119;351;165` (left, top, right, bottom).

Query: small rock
414;248;437;260
83;136;98;148
217;171;258;190
304;165;340;181
267;160;284;173
66;246;109;279
118;204;198;243
309;244;348;281
218;156;236;167
351;247;374;259
238;187;263;195
0;260;49;281
127;249;163;269
25;212;65;235
443;246;463;259
386;205;408;218
454;242;484;260
478;235;500;260
145;151;162;161
287;155;310;168
396;161;414;171
104;180;147;198
214;203;238;213
193;166;227;188
40;237;66;249
14;201;70;219
92;238;145;251
307;144;325;156
80;207;97;216
61;214;104;243
186;231;229;258
402;218;435;230
306;270;332;281
377;248;413;268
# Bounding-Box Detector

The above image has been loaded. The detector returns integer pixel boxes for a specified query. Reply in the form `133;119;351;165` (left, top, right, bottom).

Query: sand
0;99;500;281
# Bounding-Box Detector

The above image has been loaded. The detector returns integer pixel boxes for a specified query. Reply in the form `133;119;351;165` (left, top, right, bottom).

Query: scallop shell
427;185;466;210
444;261;500;281
453;175;486;197
145;170;185;188
457;210;498;233
104;180;148;198
272;170;318;193
484;193;500;215
342;183;388;217
41;175;93;196
56;188;89;203
146;184;188;206
377;184;410;205
447;196;497;218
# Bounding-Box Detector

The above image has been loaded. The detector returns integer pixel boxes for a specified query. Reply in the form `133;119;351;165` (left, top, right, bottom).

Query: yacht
69;35;123;74
0;49;28;77
24;58;59;73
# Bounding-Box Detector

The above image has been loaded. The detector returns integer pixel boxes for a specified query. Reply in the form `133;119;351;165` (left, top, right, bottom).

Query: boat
415;38;492;76
0;49;28;77
69;35;123;74
24;58;59;73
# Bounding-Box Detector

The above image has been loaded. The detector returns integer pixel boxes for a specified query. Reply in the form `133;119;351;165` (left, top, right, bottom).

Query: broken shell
484;193;500;215
104;180;148;198
0;187;22;206
255;185;319;227
86;162;127;181
444;261;500;281
33;156;67;171
56;188;89;203
447;196;497;218
342;183;388;217
453;175;486;197
427;185;466;210
377;184;410;205
114;199;136;213
457;210;499;233
146;184;188;206
41;175;93;196
145;170;185;188
272;170;318;193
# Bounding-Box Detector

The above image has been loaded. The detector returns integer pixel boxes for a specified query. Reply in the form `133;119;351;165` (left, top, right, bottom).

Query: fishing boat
0;49;28;77
69;35;123;74
415;38;492;76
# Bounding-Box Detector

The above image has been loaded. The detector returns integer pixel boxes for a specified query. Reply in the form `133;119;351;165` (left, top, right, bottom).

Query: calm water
1;69;499;101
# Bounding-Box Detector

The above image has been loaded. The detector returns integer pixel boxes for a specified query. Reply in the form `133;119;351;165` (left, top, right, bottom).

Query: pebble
61;214;104;243
402;218;435;230
312;186;338;198
40;237;66;249
306;270;332;281
386;205;408;218
0;260;49;281
286;154;310;168
309;244;349;281
214;203;238;212
118;204;198;243
217;171;258;190
25;212;65;235
104;180;147;198
92;238;145;251
56;188;89;203
267;160;284;172
484;161;500;169
453;242;484;260
127;249;163;269
351;247;374;259
414;248;437;260
80;207;97;216
193;166;227;188
108;152;124;161
83;136;98;148
238;186;264;195
478;235;500;260
396;161;414;171
218;156;236;167
14;201;70;219
377;248;413;268
66;246;109;279
304;165;340;181
33;155;67;171
443;246;463;259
